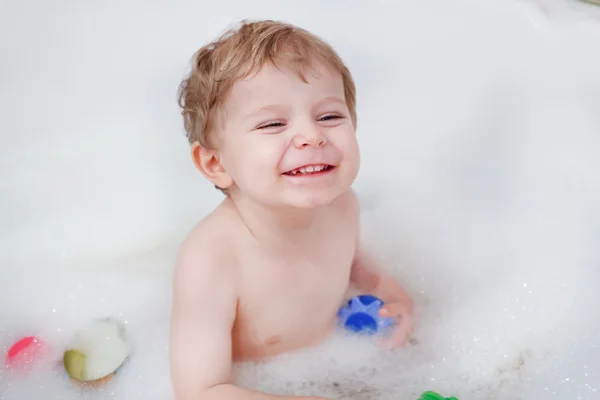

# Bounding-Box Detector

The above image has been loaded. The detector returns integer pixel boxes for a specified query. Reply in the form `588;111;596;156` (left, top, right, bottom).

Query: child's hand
378;298;414;348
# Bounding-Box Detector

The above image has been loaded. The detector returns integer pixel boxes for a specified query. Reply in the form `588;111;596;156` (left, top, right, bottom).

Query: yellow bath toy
63;317;130;385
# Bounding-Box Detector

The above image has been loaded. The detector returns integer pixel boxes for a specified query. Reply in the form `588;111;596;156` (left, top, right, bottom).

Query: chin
283;186;348;209
277;165;359;209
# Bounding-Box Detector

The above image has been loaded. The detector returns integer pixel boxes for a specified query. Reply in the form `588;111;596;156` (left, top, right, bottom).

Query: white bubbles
1;0;600;399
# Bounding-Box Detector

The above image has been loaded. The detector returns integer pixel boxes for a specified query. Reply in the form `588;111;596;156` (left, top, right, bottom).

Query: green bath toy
63;317;130;385
418;391;458;400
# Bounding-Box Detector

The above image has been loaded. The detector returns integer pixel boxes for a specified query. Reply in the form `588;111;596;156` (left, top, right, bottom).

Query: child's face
216;61;360;209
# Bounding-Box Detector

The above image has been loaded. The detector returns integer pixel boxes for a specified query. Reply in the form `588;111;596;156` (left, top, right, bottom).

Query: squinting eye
319;114;341;121
257;121;285;129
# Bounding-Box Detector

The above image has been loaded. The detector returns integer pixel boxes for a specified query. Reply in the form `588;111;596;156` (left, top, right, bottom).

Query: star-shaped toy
337;294;395;334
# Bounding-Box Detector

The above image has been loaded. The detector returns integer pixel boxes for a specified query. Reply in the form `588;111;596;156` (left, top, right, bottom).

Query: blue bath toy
337;294;395;334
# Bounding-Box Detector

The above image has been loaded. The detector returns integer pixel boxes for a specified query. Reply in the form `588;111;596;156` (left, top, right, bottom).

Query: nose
292;124;327;149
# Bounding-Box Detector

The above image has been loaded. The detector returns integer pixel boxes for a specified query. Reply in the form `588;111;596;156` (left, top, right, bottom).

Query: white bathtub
1;0;599;399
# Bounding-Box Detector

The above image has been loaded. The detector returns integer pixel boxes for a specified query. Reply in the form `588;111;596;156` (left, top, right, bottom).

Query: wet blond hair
177;19;357;149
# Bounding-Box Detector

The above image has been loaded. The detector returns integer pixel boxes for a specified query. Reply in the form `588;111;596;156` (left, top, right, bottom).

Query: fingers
393;313;414;347
379;301;412;318
379;303;400;317
381;317;413;349
378;303;415;349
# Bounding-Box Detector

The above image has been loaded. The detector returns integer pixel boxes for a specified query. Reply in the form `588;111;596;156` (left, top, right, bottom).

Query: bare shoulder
173;202;241;296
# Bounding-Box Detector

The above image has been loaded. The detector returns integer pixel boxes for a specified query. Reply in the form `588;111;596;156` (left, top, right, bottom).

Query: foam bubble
1;0;599;399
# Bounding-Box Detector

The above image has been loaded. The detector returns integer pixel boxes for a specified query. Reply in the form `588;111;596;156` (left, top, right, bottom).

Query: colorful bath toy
418;391;458;400
5;336;50;369
337;294;394;334
63;317;130;385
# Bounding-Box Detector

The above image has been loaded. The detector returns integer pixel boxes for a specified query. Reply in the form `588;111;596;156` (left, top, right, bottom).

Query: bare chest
232;228;356;359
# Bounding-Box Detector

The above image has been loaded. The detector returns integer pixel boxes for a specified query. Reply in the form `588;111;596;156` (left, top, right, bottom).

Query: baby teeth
288;164;327;175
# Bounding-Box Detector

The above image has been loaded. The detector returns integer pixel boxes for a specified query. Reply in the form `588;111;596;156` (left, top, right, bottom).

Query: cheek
252;140;284;166
226;138;284;183
330;127;360;158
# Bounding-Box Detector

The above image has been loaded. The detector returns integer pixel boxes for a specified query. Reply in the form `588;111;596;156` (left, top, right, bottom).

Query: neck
226;194;324;244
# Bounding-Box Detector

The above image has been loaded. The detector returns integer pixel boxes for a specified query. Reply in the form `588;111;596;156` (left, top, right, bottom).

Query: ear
191;142;234;190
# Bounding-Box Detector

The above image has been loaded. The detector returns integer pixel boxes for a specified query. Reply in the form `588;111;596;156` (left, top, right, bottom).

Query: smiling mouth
282;164;335;176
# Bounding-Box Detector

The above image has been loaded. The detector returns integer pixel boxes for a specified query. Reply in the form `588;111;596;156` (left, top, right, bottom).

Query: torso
224;191;359;361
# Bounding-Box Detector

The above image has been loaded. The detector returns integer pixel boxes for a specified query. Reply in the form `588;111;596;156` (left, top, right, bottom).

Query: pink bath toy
5;336;50;369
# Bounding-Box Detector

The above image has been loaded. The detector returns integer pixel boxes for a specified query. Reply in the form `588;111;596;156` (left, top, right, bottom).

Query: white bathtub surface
1;0;599;399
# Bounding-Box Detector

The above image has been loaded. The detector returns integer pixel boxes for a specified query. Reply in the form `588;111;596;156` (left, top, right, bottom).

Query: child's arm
350;244;415;348
169;240;329;400
346;191;414;348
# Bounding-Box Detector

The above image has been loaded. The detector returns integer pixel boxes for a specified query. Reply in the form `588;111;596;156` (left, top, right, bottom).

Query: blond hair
177;19;357;148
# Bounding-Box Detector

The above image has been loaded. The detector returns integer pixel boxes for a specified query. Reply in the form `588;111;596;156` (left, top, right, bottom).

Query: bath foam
1;0;599;398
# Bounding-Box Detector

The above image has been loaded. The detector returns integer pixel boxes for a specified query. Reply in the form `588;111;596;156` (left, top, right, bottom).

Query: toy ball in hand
337;295;394;335
5;336;50;370
63;317;130;386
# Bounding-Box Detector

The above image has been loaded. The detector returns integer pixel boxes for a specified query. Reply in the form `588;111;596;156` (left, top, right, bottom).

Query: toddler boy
169;19;414;400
